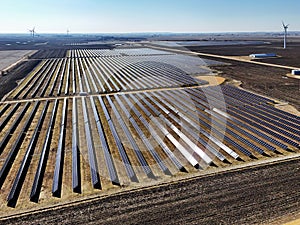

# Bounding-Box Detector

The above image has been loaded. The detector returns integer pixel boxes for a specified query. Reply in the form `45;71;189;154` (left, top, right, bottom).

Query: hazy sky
0;0;299;33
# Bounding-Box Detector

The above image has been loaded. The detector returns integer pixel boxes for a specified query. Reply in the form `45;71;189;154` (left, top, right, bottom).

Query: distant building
291;69;300;75
249;53;277;58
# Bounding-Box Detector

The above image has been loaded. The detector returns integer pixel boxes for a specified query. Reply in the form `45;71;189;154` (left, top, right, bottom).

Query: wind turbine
282;21;289;49
29;27;36;38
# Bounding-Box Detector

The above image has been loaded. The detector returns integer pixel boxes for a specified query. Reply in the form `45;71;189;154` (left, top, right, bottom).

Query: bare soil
0;50;35;70
2;157;300;225
188;40;300;68
210;60;300;111
0;60;41;100
1;40;300;225
188;42;300;111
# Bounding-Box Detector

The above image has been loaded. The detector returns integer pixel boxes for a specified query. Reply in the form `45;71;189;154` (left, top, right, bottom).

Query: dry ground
187;40;300;68
1;43;300;224
0;50;35;71
208;60;300;111
187;41;300;111
0;60;41;100
2;156;300;225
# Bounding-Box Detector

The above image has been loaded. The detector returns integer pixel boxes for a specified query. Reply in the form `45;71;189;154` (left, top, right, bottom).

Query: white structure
249;53;277;58
282;21;289;49
292;70;300;75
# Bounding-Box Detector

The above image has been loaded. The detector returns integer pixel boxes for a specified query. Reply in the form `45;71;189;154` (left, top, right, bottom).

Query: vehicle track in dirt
1;155;300;224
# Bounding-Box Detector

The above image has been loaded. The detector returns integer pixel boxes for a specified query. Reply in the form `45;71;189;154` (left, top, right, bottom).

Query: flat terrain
2;156;300;225
0;37;300;224
209;60;300;111
0;50;35;71
0;60;41;100
187;41;300;111
188;40;300;68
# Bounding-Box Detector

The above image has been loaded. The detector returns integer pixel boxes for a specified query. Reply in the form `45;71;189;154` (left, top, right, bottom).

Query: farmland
0;50;36;71
0;46;300;223
187;40;300;111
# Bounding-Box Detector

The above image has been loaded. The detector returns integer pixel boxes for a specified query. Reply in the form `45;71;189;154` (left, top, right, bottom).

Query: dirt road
146;44;299;70
146;43;300;111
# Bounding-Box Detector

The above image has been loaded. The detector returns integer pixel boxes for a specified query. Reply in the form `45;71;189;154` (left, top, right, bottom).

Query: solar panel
90;96;120;184
30;99;59;202
52;98;68;196
7;101;49;205
98;96;138;181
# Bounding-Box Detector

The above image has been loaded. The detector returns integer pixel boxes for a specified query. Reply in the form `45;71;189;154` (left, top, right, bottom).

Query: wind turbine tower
282;21;289;49
29;27;36;38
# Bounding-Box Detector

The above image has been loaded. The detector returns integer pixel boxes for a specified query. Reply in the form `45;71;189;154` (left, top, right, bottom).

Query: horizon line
0;31;299;35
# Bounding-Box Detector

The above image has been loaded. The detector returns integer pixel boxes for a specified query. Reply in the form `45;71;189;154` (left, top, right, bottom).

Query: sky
0;0;300;33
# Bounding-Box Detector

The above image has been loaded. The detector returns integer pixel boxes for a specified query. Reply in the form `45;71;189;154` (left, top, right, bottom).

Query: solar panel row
0;84;299;206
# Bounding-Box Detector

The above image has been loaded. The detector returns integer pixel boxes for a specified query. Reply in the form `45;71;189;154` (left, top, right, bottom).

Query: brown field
188;40;300;111
0;60;41;100
188;40;300;68
0;44;300;224
0;50;36;71
1;156;300;225
209;60;300;111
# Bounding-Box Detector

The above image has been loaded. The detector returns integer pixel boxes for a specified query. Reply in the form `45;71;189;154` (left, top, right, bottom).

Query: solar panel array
6;49;218;100
1;84;299;206
0;47;299;208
